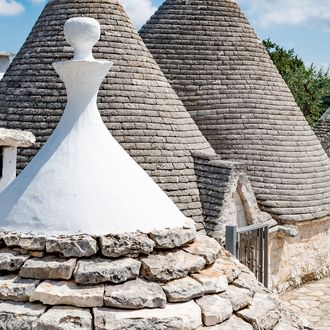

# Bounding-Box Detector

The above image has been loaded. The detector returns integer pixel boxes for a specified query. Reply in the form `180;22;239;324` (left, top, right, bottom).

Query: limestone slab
183;234;221;264
3;233;47;251
237;292;281;330
149;225;196;249
0;301;46;330
219;285;252;311
0;275;39;302
0;248;29;272
140;250;206;282
196;295;232;326
162;276;204;302
30;280;104;307
73;257;141;284
93;301;202;330
210;258;241;283
19;256;76;280
105;278;166;309
202;315;253;329
34;306;93;330
233;270;263;293
191;265;228;294
100;232;155;257
46;235;98;257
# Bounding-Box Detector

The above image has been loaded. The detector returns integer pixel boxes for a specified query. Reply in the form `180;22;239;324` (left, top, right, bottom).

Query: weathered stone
162;276;204;302
46;235;98;257
211;258;241;283
3;232;20;247
104;278;166;309
93;301;202;330
19;234;46;251
140;250;205;282
19;256;76;280
30;280;104;308
237;292;281;330
28;251;45;258
183;234;221;264
196;295;232;326
100;232;155;258
149;224;196;249
0;301;46;330
233;269;263;294
276;225;299;238
34;306;93;330
191;264;228;294
0;275;39;302
201;315;253;330
219;285;252;311
74;258;141;285
0;248;29;272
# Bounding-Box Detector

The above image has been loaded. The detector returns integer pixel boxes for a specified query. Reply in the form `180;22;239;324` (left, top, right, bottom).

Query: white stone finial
64;17;101;61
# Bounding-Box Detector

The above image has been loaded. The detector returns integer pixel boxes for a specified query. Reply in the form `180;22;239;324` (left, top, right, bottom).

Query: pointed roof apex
0;17;186;235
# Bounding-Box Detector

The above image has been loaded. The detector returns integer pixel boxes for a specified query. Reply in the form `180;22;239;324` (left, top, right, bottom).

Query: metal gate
225;223;269;287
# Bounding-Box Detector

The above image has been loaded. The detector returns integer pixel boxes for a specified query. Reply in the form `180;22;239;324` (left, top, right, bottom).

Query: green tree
263;39;330;126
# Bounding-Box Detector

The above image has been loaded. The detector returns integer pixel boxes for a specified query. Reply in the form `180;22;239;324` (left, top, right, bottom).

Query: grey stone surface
237;292;281;330
149;225;196;249
0;275;39;302
0;248;29;272
140;0;330;224
19;256;76;280
233;269;263;294
3;232;46;250
162;276;204;302
140;250;206;282
191;263;228;294
0;301;46;330
200;315;253;330
104;278;166;309
212;258;241;283
30;280;104;308
219;285;252;311
34;306;93;330
100;232;155;258
93;301;202;330
183;234;221;264
73;257;141;284
196;295;232;326
276;225;299;238
46;235;98;257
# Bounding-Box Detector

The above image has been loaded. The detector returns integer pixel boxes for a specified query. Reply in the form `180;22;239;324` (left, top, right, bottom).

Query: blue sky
0;0;329;69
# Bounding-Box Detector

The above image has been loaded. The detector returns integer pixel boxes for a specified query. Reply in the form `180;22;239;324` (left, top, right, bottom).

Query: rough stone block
0;275;39;302
30;280;104;308
237;292;281;330
34;306;93;330
140;250;205;282
0;248;29;272
162;276;204;302
212;258;241;283
219;285;252;311
104;278;166;309
196;295;232;326
73;257;141;284
93;301;202;330
19;256;76;280
0;301;46;330
46;235;98;257
100;232;155;258
149;224;196;249
202;315;253;329
183;234;221;264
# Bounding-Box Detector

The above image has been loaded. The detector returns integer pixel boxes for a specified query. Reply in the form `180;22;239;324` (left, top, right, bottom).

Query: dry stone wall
0;222;304;329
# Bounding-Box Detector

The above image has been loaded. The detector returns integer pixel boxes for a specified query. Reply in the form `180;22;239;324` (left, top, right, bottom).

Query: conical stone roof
0;0;216;223
314;107;330;156
140;0;330;223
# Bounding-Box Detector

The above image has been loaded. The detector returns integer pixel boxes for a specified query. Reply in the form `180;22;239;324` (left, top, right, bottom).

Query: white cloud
0;0;24;16
238;0;330;32
120;0;157;28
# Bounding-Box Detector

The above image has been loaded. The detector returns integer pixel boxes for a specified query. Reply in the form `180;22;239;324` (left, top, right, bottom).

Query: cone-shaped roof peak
0;0;216;224
0;17;186;235
140;0;330;222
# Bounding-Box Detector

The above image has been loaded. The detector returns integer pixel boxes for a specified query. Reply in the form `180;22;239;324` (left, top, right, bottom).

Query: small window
0;147;3;178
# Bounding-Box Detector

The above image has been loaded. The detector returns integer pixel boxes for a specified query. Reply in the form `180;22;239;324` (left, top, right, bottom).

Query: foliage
263;39;330;126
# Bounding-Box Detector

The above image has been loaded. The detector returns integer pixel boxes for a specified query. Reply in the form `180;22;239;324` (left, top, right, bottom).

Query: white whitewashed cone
0;17;186;235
